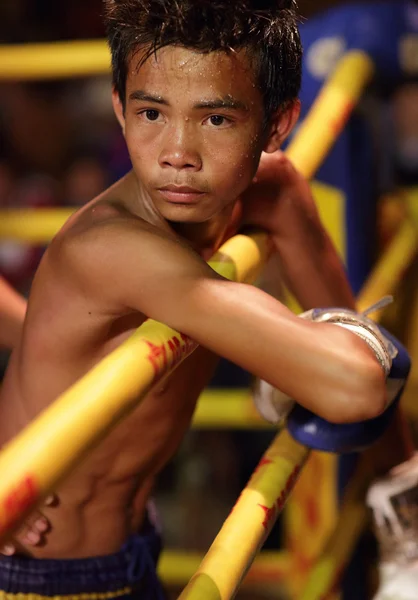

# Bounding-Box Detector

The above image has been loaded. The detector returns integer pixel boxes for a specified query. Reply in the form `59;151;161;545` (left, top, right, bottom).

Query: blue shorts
0;517;165;600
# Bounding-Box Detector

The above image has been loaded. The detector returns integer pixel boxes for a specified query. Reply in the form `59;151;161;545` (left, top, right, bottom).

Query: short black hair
104;0;302;122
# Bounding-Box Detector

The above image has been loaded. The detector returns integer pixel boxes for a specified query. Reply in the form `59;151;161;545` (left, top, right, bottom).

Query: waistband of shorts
0;520;162;598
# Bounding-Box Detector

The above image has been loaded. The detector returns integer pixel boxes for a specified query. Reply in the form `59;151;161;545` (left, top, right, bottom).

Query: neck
168;203;237;260
124;172;240;259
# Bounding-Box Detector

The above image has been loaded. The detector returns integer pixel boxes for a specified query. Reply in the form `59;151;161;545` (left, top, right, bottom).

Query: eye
205;115;231;128
138;109;162;122
210;115;225;126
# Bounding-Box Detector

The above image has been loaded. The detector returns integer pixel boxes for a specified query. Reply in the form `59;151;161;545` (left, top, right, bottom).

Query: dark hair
104;0;302;122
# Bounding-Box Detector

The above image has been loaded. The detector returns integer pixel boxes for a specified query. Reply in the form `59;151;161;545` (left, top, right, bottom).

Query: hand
0;494;56;555
241;151;315;242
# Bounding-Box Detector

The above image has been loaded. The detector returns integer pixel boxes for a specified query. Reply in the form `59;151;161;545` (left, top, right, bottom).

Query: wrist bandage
253;301;397;425
301;307;397;377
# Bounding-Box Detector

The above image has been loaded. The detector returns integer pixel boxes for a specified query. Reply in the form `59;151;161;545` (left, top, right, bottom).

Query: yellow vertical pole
178;431;309;600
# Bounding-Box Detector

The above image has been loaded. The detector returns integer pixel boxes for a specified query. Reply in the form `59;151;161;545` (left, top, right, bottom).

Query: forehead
126;46;262;107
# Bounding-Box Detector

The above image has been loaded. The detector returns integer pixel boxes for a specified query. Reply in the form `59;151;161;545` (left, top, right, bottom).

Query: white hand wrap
253;305;397;425
302;307;396;376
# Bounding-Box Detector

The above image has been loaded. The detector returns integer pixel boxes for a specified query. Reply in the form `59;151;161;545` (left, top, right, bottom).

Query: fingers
0;494;56;555
1;543;16;556
0;509;51;555
256;151;301;189
17;510;49;547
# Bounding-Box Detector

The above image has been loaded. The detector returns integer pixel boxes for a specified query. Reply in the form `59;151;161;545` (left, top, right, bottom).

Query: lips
158;184;205;204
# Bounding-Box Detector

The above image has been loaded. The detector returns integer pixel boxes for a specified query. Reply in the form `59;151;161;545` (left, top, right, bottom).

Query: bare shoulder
47;195;216;322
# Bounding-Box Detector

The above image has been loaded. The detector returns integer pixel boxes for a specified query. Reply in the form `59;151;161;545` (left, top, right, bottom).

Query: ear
263;99;301;154
112;88;126;135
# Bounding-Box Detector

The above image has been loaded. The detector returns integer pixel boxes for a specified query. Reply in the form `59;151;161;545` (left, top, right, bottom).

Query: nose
158;123;202;171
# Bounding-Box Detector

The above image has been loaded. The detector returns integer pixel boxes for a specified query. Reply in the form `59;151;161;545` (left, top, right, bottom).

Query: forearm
186;279;385;423
85;219;385;425
274;224;413;469
272;228;355;311
0;277;26;349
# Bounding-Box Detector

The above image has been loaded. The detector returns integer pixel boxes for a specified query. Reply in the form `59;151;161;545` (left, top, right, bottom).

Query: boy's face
114;46;273;223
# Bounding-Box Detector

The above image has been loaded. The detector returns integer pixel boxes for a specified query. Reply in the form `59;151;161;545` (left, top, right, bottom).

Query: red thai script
258;503;278;530
167;337;181;365
180;333;197;354
276;464;301;512
258;464;301;530
146;340;168;379
0;476;38;534
253;457;273;474
146;332;198;381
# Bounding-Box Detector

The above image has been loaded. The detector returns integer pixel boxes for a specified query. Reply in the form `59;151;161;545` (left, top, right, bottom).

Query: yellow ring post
0;208;74;243
397;188;418;390
297;441;377;600
159;550;292;589
357;220;418;314
0;40;110;80
192;389;272;429
298;501;368;600
178;430;309;600
0;233;269;543
286;51;375;179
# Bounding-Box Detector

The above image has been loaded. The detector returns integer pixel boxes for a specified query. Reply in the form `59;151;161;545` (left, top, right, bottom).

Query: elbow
320;352;388;425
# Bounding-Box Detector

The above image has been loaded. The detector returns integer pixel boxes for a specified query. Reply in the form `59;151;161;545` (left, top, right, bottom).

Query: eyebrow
193;97;249;111
128;90;168;105
128;90;249;112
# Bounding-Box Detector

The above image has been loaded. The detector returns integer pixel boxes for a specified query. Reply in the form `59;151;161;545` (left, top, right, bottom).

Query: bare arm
270;191;355;311
0;276;26;349
242;152;355;310
245;153;412;469
63;218;385;424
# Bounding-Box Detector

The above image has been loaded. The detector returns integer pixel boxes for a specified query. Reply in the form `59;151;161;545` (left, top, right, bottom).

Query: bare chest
70;344;220;484
1;304;219;485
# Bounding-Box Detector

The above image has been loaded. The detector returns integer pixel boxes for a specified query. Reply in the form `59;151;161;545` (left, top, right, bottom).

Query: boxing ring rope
0;48;378;600
0;208;74;244
192;389;270;429
0;40;110;80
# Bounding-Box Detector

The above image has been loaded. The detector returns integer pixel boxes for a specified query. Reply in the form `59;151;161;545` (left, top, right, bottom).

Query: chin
160;203;215;223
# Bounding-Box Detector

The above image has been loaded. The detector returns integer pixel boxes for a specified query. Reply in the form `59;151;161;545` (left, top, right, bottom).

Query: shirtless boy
0;0;392;597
